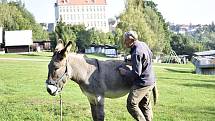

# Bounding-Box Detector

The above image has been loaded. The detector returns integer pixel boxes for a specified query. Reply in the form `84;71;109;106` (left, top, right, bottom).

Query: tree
119;0;152;44
88;28;101;45
117;0;171;55
113;28;123;50
99;32;114;45
170;33;204;57
32;23;48;40
76;30;91;52
0;1;48;40
54;20;77;52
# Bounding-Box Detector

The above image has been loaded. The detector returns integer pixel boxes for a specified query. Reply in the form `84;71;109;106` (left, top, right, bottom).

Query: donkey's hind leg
88;95;105;121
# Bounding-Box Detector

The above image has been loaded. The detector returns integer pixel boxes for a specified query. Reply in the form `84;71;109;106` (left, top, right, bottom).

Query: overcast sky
20;0;215;25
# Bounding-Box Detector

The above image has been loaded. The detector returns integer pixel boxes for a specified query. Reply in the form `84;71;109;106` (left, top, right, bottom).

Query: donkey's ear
64;41;72;52
55;39;64;52
59;41;72;56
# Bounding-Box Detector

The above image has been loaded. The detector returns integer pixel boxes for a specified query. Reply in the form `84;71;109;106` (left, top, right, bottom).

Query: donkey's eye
54;66;59;70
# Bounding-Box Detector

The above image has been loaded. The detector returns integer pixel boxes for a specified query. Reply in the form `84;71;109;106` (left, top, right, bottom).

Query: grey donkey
45;41;158;121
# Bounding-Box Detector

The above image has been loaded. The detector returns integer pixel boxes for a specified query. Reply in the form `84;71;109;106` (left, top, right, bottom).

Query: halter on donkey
45;41;158;121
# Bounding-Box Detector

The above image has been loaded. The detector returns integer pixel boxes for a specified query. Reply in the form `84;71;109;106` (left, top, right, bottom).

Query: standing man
119;30;156;121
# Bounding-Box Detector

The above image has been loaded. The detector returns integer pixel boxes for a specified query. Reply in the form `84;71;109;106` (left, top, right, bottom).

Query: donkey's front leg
88;95;105;121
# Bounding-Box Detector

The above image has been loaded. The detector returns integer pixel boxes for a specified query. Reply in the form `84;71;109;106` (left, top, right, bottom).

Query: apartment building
55;0;109;32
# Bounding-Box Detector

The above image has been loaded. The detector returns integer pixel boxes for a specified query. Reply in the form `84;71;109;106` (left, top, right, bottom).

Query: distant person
118;30;156;121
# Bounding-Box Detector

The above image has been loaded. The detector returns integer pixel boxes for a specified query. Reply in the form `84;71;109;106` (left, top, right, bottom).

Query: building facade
55;0;109;32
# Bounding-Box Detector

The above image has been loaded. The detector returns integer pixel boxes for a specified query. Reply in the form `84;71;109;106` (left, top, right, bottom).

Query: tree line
169;22;215;57
50;19;117;52
1;0;213;56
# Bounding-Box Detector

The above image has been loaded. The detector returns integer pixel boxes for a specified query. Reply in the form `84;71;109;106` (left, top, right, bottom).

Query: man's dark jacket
126;40;156;87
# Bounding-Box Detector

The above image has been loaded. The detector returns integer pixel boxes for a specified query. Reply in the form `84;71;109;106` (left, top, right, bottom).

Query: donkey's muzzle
46;84;58;96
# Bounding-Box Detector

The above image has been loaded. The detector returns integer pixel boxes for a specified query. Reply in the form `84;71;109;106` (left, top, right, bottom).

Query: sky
20;0;125;23
152;0;215;24
19;0;215;25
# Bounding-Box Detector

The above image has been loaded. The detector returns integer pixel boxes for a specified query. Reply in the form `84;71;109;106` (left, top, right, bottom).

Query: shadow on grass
206;107;215;115
164;68;194;74
18;54;52;57
181;83;215;89
160;77;215;84
179;106;215;116
194;79;215;83
19;54;40;57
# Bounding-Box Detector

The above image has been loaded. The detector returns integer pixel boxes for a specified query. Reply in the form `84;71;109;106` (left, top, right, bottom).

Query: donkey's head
46;41;72;96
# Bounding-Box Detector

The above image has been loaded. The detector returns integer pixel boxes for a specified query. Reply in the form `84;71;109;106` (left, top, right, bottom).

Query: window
63;15;66;21
82;7;84;12
100;21;103;26
74;15;76;20
86;6;88;12
70;7;73;12
67;15;69;20
104;21;106;27
93;6;95;11
77;6;79;12
66;7;69;12
94;14;96;19
74;7;76;12
90;6;92;12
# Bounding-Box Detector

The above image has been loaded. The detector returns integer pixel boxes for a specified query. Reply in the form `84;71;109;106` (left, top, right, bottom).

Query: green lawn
0;52;53;59
0;53;214;121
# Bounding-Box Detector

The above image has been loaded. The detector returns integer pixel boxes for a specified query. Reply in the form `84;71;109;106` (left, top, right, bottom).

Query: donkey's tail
152;83;158;105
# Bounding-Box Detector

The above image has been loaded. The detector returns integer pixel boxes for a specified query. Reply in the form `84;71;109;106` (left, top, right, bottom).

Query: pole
60;93;63;121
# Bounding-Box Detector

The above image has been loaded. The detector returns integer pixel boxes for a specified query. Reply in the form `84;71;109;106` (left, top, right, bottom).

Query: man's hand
118;67;127;75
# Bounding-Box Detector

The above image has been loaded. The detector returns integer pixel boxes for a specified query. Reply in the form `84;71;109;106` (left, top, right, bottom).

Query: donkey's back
84;58;134;98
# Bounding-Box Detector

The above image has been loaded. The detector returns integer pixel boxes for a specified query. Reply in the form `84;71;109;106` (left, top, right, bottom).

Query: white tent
0;27;2;44
5;30;32;46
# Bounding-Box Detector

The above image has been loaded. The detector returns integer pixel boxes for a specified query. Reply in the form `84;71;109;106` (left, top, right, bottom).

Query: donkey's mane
67;53;98;83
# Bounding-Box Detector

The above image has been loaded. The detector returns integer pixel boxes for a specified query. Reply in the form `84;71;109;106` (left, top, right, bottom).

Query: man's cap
124;30;138;40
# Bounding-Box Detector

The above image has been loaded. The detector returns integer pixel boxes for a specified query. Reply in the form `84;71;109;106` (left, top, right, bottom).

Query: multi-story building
55;0;109;32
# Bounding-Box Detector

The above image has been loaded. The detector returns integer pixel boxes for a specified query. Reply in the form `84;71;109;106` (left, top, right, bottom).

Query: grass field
0;52;214;121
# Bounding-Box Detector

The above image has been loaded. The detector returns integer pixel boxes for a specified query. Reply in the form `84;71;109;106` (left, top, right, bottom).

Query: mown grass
0;53;214;121
0;52;53;59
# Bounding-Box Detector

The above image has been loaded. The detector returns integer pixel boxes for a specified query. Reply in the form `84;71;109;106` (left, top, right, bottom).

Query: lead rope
59;58;68;121
60;93;63;121
51;97;57;121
